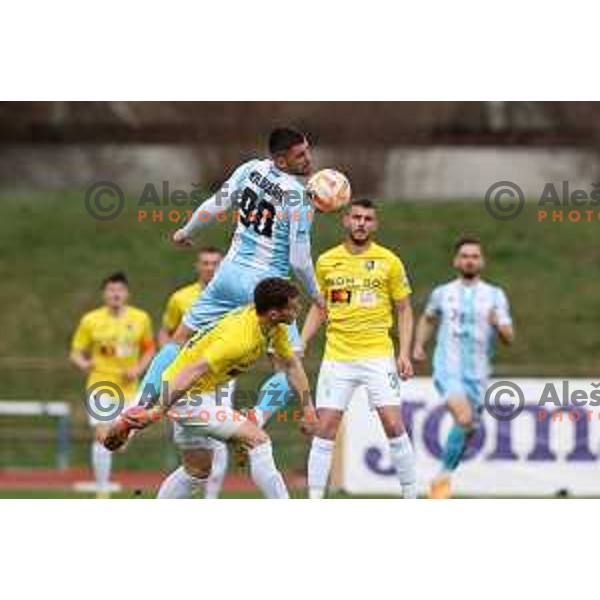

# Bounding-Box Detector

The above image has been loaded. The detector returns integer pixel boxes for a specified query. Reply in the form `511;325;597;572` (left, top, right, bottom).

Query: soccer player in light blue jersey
413;235;514;498
135;128;324;432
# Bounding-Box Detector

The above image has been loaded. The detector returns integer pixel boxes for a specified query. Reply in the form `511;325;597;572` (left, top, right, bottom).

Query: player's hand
171;228;194;249
82;359;95;373
397;355;414;381
489;309;499;328
412;345;427;363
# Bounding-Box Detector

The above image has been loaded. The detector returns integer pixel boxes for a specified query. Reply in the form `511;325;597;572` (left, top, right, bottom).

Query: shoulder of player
479;280;508;297
125;305;152;322
317;244;346;264
369;243;405;265
79;306;106;324
431;280;457;296
172;282;200;299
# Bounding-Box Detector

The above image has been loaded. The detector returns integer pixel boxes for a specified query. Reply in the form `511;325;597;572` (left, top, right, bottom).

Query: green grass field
1;192;599;482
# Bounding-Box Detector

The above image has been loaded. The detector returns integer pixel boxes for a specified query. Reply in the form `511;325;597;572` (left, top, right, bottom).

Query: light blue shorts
434;375;486;414
182;260;301;350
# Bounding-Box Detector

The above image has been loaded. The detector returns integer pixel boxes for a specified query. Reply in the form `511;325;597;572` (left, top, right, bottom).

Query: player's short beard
349;231;370;246
460;269;480;280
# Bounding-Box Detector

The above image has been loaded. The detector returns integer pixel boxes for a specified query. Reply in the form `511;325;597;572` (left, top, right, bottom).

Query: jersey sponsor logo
330;289;352;304
359;291;377;307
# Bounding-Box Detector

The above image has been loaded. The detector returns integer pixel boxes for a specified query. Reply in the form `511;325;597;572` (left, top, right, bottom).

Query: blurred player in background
302;199;417;499
109;279;315;499
413;235;514;499
70;272;155;498
159;246;231;499
135;127;323;429
158;247;223;345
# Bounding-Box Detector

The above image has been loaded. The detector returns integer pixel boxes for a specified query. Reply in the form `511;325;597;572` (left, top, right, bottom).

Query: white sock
157;466;207;499
205;443;229;500
92;441;112;493
248;442;289;499
389;433;418;499
308;437;335;499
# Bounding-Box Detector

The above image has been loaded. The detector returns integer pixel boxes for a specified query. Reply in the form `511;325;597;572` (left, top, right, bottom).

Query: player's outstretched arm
173;192;233;246
289;238;324;308
301;303;326;351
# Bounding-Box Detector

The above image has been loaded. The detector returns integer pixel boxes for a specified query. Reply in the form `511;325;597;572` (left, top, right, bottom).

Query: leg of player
231;421;289;499
204;442;229;499
203;380;235;498
254;324;303;428
307;409;344;499
376;406;418;499
157;449;214;499
134;323;192;405
253;360;292;427
92;425;113;499
430;395;474;499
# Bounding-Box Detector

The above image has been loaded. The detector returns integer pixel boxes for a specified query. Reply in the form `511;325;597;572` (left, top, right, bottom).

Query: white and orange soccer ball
306;168;352;213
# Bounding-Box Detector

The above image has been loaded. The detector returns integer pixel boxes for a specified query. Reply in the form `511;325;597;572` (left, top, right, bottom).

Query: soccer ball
307;169;352;213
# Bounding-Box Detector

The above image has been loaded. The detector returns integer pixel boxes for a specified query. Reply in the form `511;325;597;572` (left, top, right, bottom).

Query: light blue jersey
425;279;512;404
182;158;314;344
222;158;313;275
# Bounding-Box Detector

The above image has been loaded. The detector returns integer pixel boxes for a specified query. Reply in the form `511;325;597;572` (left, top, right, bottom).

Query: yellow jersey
71;306;154;398
316;242;411;361
161;282;203;333
164;305;293;396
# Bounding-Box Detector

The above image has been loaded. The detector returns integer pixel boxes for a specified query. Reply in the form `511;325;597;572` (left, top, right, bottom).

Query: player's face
196;251;222;285
271;295;301;325
344;206;377;245
454;244;484;279
103;282;129;309
275;140;313;176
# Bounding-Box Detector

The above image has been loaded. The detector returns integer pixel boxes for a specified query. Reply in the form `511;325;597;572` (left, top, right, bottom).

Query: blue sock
442;425;467;473
134;342;180;405
254;372;292;427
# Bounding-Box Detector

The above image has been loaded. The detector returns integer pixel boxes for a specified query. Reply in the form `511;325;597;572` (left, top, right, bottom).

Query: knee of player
315;417;340;441
456;412;474;428
237;422;271;450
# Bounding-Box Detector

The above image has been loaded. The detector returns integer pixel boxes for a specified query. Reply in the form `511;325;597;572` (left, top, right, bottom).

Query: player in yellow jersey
159;246;231;499
70;272;155;498
158;247;223;346
302;199;417;499
106;278;315;499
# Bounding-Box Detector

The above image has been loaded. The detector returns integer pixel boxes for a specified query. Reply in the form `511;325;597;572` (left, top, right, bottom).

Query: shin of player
303;199;417;499
413;235;514;499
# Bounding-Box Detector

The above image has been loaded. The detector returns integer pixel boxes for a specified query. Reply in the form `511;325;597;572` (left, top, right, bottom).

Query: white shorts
171;380;244;449
316;357;402;412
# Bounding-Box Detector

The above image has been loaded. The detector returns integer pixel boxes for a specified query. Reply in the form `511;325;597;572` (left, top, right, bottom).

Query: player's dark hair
349;198;376;211
268;128;307;156
454;234;482;253
102;271;129;289
254;278;299;314
198;246;223;257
